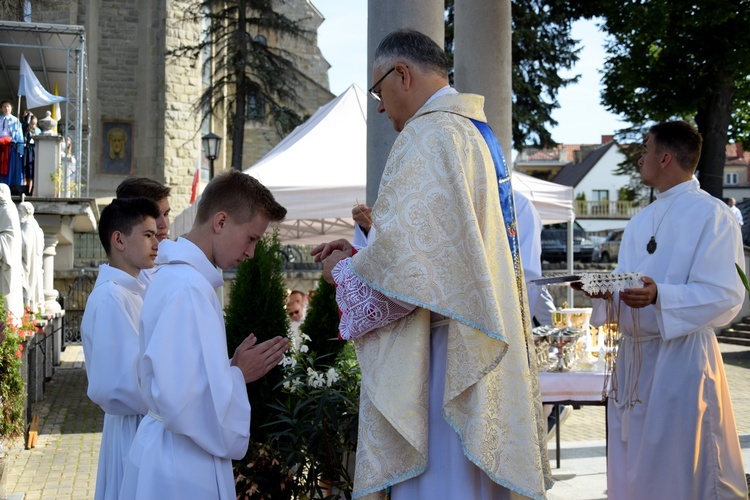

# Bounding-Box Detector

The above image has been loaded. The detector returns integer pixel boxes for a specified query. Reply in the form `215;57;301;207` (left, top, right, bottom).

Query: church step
716;336;750;347
721;326;750;337
728;323;750;333
718;328;750;339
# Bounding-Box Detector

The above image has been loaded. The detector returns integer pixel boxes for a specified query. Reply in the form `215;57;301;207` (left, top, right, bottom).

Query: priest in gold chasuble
313;29;552;500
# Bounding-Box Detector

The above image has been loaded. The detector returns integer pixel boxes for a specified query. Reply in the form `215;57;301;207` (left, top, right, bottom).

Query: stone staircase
718;316;750;347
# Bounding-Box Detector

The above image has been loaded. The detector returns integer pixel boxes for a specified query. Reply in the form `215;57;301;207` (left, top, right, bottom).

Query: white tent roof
172;84;573;244
512;171;574;224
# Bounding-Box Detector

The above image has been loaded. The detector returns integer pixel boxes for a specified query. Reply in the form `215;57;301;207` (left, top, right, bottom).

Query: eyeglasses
368;67;396;101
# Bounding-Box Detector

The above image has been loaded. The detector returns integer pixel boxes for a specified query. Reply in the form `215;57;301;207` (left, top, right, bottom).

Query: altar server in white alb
119;170;290;500
81;197;161;500
314;29;551;499
589;121;747;499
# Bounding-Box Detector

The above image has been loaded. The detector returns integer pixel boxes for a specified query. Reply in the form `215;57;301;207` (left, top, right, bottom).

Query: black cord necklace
647;190;687;254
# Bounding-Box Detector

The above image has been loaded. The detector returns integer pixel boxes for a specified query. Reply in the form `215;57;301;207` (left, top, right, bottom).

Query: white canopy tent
512;170;574;225
172;84;368;244
172;84;574;245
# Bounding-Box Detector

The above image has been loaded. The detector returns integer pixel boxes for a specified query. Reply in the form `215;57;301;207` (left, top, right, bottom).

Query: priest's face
213;212;270;270
638;134;660;188
121;217;159;273
372;64;409;132
155;197;171;242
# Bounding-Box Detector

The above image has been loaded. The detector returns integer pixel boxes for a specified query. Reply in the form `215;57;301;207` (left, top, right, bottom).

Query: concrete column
34;135;64;197
366;1;444;204
454;0;513;157
42;233;61;315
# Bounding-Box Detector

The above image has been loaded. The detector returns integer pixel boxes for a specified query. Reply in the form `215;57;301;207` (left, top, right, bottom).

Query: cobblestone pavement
4;347;102;500
3;343;750;499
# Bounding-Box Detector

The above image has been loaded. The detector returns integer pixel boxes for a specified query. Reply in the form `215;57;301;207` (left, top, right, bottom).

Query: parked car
541;222;595;263
596;229;624;263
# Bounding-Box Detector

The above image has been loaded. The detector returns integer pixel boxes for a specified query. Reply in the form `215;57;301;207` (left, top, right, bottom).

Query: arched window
247;91;265;122
253;35;267;46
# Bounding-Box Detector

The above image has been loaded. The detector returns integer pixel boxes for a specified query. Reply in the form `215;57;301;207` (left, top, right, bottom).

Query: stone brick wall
161;0;201;216
237;0;334;170
2;0;332;217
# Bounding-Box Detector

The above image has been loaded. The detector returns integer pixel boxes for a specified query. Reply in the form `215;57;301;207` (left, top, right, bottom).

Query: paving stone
4;343;750;499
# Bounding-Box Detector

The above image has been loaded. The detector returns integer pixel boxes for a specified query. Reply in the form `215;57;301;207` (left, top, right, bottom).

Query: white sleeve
332;259;416;340
141;284;250;459
82;290;148;416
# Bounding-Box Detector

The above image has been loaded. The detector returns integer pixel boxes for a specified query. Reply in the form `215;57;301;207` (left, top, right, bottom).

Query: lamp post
201;132;222;179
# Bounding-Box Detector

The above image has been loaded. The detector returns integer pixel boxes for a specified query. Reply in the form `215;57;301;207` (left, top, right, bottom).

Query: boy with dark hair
120;169;290;499
81;197;161;500
116;177;172;242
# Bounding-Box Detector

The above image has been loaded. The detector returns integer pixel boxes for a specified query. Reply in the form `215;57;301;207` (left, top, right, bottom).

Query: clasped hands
231;334;290;384
310;238;354;284
573;276;658;309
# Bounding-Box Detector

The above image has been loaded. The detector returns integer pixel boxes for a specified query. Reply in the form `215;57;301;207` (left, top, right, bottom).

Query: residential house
515;136;636;234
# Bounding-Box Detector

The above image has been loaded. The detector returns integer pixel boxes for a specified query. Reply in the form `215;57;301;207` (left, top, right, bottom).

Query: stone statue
18;202;44;314
0;183;24;323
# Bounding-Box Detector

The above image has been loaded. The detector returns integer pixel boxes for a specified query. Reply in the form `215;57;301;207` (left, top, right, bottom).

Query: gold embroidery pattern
350;94;551;499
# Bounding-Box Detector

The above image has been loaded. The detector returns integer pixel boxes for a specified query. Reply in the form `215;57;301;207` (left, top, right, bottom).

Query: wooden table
539;369;608;468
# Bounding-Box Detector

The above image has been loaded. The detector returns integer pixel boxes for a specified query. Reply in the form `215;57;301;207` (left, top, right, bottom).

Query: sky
312;1;628;149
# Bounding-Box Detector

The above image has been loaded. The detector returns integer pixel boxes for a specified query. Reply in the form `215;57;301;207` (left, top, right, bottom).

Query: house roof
726;143;750;167
552;141;617;187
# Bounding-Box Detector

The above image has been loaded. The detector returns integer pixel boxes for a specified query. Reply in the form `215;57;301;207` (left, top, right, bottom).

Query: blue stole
469;119;521;277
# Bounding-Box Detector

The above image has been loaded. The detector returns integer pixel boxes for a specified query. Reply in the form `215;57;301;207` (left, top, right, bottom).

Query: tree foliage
224;231;289;439
445;0;582;151
170;0;306;169
570;0;750;198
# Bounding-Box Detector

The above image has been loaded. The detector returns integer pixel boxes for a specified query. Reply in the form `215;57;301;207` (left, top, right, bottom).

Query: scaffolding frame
0;21;89;196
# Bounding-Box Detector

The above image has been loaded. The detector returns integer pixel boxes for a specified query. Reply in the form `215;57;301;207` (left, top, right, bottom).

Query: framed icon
101;121;133;174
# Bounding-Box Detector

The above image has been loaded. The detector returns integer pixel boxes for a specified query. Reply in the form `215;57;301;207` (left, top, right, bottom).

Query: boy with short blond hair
120;170;290;499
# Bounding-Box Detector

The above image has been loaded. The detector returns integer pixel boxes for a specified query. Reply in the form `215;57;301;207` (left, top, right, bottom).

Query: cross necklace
647;190;687;254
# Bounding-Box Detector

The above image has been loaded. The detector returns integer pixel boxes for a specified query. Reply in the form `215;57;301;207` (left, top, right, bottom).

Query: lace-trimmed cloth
332;260;415;341
580;272;644;295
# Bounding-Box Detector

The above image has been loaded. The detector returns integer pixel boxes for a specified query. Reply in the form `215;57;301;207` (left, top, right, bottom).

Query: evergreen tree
445;0;582;151
224;230;289;439
299;276;343;361
570;0;750;199
170;0;306;169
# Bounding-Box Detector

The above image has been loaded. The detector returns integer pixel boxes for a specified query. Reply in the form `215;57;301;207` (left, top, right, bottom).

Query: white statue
0;183;24;323
18;201;44;314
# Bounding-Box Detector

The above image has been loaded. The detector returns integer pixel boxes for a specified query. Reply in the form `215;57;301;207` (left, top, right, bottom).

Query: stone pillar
34;135;64;198
454;0;513;157
366;1;444;204
42;233;61;315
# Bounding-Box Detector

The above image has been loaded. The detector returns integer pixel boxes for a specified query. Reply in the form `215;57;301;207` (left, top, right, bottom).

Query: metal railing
574;200;648;219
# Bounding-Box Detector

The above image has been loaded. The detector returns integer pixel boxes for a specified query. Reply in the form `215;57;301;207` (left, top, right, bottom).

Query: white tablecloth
539;370;607;403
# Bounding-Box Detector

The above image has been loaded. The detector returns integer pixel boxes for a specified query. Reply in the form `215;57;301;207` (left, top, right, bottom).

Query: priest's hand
231;334;290;383
352;204;372;234
620;276;658;309
322;249;348;284
311;238;353;263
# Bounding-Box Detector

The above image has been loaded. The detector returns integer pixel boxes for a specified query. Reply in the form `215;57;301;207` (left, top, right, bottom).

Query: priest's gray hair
373;29;450;78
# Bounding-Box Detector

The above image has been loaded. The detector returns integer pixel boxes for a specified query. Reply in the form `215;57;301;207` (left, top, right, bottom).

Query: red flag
190;165;200;204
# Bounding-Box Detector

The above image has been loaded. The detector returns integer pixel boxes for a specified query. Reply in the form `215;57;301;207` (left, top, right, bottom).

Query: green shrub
0;296;28;441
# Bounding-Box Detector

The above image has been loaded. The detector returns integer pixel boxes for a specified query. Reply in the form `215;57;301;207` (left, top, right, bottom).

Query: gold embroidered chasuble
349;93;552;499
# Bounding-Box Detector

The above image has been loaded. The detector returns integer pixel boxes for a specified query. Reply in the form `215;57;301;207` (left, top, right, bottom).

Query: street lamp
201;132;222;179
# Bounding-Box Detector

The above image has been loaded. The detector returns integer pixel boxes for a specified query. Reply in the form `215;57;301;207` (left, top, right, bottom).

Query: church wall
3;0;332;216
237;0;334;169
